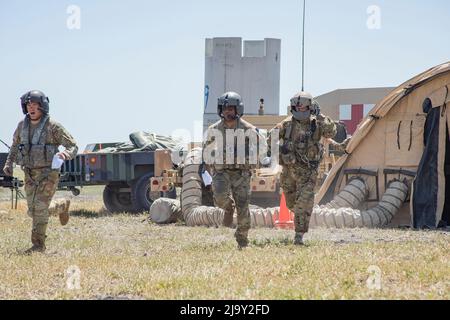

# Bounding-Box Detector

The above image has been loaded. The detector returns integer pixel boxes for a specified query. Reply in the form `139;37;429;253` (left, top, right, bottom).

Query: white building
203;37;281;131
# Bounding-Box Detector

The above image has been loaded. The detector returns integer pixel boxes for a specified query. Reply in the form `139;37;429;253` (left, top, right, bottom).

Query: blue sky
1;0;449;150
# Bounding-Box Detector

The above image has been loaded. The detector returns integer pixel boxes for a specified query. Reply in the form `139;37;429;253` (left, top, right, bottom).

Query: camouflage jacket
270;114;337;168
203;118;264;172
6;115;78;169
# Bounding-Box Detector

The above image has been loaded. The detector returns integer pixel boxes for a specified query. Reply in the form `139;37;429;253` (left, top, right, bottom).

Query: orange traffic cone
274;192;294;229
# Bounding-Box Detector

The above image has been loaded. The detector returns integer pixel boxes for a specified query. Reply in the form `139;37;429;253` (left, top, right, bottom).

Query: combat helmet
20;90;50;115
290;91;313;120
217;92;244;118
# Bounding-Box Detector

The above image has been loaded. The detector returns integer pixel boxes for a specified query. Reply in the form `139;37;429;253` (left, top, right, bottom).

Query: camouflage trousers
212;169;251;243
280;164;318;234
24;168;60;244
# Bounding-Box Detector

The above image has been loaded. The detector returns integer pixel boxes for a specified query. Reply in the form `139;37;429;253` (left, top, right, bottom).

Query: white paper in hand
201;170;213;186
51;154;64;169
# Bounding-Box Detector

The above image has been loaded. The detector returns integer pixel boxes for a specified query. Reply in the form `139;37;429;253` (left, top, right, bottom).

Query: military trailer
58;142;176;213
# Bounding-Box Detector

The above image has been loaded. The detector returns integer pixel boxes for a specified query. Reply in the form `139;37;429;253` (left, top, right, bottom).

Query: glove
3;162;13;176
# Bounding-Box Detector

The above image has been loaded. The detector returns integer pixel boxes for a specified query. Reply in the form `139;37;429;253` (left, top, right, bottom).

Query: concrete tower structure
203;37;281;131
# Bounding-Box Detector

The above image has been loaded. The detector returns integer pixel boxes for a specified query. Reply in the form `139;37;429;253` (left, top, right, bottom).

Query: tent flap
412;107;441;228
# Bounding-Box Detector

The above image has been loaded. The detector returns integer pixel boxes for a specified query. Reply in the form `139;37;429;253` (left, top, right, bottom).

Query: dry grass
0;191;448;300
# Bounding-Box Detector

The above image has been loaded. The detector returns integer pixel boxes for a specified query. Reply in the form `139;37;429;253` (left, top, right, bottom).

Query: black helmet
20;90;50;115
217;92;244;118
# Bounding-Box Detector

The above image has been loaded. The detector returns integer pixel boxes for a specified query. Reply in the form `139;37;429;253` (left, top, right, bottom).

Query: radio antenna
301;0;306;91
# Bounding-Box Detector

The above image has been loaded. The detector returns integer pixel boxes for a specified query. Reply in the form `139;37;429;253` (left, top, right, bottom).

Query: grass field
0;187;448;300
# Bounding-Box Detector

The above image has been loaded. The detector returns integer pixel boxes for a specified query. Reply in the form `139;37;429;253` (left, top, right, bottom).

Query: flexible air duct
310;180;409;228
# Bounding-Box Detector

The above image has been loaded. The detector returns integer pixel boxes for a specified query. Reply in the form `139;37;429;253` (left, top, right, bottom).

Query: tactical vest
280;117;324;169
17;115;59;169
208;119;258;172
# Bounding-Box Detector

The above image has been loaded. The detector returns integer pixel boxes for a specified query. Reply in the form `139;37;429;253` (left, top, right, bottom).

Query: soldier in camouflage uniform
3;90;78;253
270;92;337;245
203;92;261;249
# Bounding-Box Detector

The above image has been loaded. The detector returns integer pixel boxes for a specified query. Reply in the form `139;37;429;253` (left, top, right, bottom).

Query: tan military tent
316;61;450;229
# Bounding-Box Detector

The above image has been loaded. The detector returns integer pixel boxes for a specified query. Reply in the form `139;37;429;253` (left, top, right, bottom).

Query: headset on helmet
20;90;50;115
217;92;244;118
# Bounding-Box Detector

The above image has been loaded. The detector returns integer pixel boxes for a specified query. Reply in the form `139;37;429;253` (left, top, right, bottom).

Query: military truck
58;142;176;213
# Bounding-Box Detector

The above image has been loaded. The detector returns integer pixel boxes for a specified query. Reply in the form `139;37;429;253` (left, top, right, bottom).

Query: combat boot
294;232;304;246
235;231;249;250
236;238;248;250
24;232;46;254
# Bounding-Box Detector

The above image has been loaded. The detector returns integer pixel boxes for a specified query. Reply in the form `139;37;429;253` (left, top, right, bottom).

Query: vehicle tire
103;184;135;213
131;173;155;213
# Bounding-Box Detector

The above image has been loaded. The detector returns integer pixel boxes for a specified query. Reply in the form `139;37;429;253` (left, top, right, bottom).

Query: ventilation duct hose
149;148;279;228
310;180;409;228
